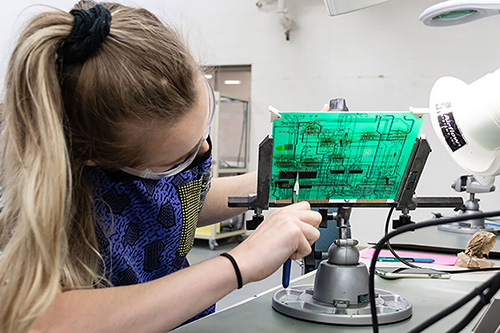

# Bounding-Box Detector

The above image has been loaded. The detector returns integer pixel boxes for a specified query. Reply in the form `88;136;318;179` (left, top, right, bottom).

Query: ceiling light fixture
224;80;241;85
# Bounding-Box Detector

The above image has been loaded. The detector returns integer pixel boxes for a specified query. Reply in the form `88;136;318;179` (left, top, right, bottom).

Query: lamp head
429;68;500;186
420;0;500;27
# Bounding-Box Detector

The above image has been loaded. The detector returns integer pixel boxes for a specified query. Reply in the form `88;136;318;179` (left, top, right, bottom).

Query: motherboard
270;111;424;203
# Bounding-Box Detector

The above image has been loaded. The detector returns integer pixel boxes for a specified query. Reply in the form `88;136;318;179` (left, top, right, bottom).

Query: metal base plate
438;223;500;235
272;285;412;325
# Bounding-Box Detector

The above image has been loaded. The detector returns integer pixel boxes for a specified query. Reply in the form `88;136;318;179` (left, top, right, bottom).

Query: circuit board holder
228;105;464;326
228;109;462;213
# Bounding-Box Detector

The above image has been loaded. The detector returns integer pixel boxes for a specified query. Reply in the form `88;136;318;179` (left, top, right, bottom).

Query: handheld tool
282;174;300;288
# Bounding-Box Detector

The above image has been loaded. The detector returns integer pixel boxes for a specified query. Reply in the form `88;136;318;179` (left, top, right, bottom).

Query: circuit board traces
270;111;424;202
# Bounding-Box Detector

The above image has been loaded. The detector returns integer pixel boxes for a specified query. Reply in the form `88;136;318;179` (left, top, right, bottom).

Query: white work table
174;249;500;332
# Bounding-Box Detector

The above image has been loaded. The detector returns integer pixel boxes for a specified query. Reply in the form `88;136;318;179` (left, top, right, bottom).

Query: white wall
3;0;500;245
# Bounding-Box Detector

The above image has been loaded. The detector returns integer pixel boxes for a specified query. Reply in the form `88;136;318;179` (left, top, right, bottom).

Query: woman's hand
228;201;321;284
225;104;328;285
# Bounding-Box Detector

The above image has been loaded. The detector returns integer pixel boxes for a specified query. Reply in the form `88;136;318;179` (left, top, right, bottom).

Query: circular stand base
272;285;412;325
438;223;500;235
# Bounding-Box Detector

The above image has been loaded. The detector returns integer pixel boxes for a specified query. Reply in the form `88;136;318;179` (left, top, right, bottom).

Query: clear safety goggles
120;80;215;180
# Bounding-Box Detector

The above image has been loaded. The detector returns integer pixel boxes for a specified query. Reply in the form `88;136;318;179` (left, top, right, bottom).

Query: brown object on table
456;231;497;269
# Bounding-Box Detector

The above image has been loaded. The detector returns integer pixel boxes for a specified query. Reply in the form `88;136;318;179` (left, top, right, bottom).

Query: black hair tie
220;253;243;289
58;4;111;65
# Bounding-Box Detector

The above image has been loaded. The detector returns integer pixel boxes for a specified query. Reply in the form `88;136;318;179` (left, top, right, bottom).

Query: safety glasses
120;79;215;180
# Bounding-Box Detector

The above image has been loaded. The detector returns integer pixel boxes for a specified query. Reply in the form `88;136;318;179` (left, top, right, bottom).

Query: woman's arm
197;171;257;227
32;201;321;332
33;255;237;333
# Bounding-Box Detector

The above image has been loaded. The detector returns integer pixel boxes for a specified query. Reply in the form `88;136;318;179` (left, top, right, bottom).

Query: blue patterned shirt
85;155;214;325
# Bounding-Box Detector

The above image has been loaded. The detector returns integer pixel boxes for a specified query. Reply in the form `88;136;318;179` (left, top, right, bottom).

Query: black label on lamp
436;109;467;152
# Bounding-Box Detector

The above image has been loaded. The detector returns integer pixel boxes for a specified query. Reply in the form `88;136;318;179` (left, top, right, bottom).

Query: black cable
384;207;420;269
381;207;500;330
369;209;500;333
383;208;500;274
381;209;500;274
449;301;488;333
407;278;496;332
443;267;500;274
447;275;500;333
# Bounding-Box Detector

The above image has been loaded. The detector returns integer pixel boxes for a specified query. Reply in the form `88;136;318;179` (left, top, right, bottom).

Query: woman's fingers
280;200;311;211
290;222;320;260
283;210;322;229
278;201;322;228
230;201;322;283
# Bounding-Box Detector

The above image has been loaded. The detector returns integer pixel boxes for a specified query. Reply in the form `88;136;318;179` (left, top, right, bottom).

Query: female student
0;2;321;331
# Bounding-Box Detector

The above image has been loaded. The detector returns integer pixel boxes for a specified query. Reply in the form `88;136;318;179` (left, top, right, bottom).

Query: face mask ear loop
184;135;212;171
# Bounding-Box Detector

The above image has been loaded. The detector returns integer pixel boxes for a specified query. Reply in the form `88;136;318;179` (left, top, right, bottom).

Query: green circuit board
270;111;424;203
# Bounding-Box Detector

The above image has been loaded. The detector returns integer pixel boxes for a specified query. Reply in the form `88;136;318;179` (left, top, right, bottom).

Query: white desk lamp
420;0;500;26
428;68;500;233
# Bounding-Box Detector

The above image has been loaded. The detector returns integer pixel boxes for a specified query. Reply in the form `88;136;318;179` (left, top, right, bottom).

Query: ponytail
0;10;80;332
0;2;201;330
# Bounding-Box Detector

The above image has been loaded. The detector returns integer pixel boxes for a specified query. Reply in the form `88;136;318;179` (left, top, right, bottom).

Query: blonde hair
0;1;199;331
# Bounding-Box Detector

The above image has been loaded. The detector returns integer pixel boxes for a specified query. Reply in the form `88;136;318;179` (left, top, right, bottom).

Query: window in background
204;65;251;173
196;65;251;249
205;65;251;100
